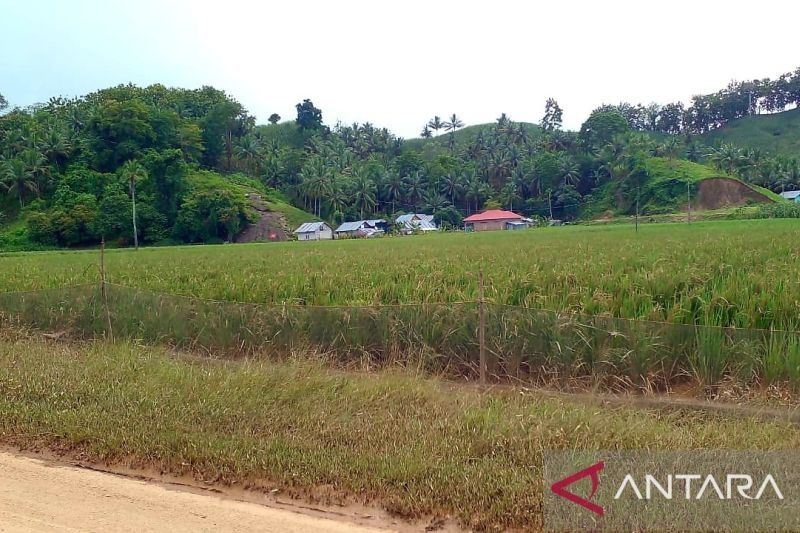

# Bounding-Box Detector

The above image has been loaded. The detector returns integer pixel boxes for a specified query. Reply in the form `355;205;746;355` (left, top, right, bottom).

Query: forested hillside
1;65;800;250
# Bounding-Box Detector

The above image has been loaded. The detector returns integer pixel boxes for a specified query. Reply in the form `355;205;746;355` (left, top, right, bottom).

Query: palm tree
420;125;432;139
1;158;37;207
327;183;349;222
235;135;262;175
440;173;463;206
445;114;464;132
40;127;72;171
558;156;581;187
422;191;447;216
119;160;147;250
382;171;405;214
499;182;521;211
22;148;49;197
465;176;485;213
352;171;377;219
405;172;425;212
685;142;703;163
710;144;742;175
427;116;444;137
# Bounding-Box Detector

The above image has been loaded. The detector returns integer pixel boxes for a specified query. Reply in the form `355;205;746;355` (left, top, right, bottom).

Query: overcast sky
1;0;798;137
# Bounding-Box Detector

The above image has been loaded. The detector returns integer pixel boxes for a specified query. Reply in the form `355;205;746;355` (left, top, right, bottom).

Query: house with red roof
463;210;523;232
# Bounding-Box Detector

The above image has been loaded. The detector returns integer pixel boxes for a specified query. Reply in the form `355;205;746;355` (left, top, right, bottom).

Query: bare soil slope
696;178;772;210
235;194;288;243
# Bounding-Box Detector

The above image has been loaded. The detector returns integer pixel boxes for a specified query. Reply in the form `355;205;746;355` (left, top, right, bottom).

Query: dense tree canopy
2;67;800;250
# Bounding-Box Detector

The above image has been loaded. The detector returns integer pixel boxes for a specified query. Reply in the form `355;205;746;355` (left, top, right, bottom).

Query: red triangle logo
550;461;605;516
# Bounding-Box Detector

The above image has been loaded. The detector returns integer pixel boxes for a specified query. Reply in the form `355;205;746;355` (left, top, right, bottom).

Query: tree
427;116;444;136
352;170;376;219
433;205;463;229
268;113;281;125
0;93;7;112
541;98;563;132
579;108;630;150
558;155;581;187
382;171;405;214
440;173;462;205
444;114;464;152
1;158;37;207
405;172;425;212
295;99;323;130
420;125;432;139
119;160;147;249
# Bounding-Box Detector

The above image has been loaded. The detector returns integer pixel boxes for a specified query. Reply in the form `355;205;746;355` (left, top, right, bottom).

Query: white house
294;222;333;241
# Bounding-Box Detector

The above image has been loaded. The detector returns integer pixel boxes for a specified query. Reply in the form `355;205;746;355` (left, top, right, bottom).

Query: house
505;220;529;230
334;220;386;238
294;221;333;241
395;213;438;234
463;210;523;232
780;190;800;203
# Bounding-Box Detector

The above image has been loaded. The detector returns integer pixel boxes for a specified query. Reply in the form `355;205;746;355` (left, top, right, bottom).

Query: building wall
470;219;512;231
298;228;333;240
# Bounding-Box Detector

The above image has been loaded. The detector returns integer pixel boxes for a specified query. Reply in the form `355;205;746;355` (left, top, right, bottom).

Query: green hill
586;157;782;218
701;108;800;157
404;122;542;159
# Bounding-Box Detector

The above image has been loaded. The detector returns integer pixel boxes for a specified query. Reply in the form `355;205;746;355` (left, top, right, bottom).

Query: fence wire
1;283;800;390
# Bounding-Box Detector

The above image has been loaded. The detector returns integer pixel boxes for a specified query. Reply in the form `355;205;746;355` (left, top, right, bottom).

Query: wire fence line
1;281;800;392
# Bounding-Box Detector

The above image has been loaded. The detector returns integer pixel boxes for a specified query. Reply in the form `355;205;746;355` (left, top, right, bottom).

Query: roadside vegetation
1;331;798;530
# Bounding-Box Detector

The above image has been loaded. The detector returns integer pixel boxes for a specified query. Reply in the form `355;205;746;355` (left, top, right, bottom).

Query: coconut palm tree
382;171;405;214
558;155;581;187
427;116;444;137
422;191;448;216
352;171;377;219
119;160;147;250
22;148;50;197
1;158;37;207
404;172;425;212
440;173;463;206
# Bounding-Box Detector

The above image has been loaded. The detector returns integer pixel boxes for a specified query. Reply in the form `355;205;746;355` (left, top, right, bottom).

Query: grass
0;332;798;530
703;107;800;158
4;220;800;391
2;220;799;329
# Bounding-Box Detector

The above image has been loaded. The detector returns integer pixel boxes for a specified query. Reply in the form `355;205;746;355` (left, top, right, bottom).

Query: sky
1;0;799;138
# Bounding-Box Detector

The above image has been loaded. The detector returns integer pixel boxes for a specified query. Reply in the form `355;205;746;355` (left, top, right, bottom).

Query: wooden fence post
100;238;113;340
478;269;486;384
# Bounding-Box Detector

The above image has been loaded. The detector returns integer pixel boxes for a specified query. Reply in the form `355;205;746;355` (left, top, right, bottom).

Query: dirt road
0;451;387;532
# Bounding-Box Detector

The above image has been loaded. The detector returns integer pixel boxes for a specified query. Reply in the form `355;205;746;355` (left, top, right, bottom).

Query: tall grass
1;333;798;529
4;283;800;392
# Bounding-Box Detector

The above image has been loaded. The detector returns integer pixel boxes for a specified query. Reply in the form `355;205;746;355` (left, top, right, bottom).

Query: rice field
2;219;800;391
2;219;799;328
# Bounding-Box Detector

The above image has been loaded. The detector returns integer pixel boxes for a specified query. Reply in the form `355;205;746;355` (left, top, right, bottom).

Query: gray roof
780;190;800;199
295;222;330;234
335;221;368;232
395;213;433;224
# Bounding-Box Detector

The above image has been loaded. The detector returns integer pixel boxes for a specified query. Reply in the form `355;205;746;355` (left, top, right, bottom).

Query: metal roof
395;213;433;224
295;222;330;234
335;221;367;232
780;190;800;199
463;210;522;222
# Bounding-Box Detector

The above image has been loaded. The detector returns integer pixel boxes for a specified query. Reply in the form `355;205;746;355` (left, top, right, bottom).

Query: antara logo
551;460;785;517
614;474;784;500
550;461;605;516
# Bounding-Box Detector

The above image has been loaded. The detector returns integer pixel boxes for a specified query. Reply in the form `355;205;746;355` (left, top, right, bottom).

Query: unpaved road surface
0;451;386;532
